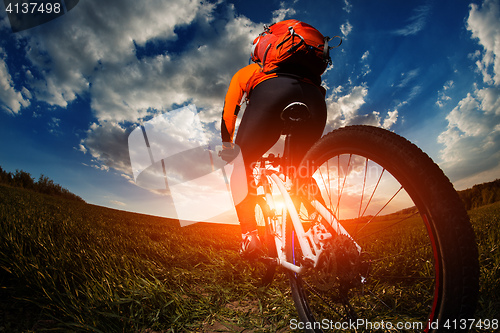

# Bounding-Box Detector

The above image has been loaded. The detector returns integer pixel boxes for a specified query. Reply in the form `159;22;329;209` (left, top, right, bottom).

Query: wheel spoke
353;185;403;238
334;154;352;220
360;167;385;218
357;158;369;219
356;211;419;241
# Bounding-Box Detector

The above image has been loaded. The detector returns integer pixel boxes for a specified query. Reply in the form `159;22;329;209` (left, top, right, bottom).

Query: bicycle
248;102;479;332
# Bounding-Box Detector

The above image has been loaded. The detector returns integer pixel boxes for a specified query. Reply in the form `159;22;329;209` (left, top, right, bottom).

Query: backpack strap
277;27;305;55
322;35;342;65
261;43;272;67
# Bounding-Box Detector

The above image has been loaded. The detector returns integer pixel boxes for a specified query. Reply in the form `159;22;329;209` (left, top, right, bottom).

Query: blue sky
1;0;499;219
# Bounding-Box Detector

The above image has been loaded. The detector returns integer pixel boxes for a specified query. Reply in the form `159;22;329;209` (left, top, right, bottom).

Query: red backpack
251;19;340;77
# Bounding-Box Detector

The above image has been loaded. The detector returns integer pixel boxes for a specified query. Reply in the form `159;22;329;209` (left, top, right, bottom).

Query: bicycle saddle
280;102;311;123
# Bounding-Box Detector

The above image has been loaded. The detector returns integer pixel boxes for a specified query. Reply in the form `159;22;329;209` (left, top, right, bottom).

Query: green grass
1;184;499;332
0;185;294;332
468;202;500;320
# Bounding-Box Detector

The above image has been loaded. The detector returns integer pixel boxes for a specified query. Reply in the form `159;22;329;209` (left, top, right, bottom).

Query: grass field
0;184;499;332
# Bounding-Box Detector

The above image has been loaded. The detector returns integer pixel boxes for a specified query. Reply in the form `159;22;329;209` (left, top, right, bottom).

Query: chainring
309;234;362;292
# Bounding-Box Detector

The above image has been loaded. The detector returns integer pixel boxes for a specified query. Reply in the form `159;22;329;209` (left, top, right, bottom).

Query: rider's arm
221;63;261;145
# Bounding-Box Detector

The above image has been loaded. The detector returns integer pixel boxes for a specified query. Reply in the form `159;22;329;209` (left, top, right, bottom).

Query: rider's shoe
239;229;263;259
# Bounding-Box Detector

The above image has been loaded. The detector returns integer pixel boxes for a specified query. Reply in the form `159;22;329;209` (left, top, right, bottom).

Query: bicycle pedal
259;256;278;264
302;257;315;268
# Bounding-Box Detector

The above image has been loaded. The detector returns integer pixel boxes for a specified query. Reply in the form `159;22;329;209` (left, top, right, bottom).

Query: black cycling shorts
235;75;327;173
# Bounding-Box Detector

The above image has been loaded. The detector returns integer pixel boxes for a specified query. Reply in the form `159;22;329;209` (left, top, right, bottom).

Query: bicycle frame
256;157;361;275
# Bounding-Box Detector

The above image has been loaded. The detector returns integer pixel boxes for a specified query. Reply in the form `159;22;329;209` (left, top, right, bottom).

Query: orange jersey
221;63;324;143
221;63;276;143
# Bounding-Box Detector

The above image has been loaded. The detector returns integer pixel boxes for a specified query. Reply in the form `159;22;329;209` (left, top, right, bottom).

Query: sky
1;0;499;221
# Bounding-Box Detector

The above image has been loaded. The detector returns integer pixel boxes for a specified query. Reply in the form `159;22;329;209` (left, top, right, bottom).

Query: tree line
457;179;500;210
0;166;85;203
1;164;499;211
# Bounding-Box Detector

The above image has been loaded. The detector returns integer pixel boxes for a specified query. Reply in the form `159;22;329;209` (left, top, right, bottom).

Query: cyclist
220;20;329;258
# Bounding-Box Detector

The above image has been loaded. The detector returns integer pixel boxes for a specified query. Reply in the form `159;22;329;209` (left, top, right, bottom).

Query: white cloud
324;81;400;133
437;0;500;185
0;51;30;114
82;121;131;175
408;85;422;100
436;80;454;108
110;200;127;207
382;110;399;129
340;21;353;37
396;69;420;88
343;0;352;13
77;143;87;154
272;1;297;23
360;51;371;77
48;117;62;135
467;0;500;85
333;85;368;119
361;51;369;61
324;84;392;132
393;4;431;36
438;87;500;181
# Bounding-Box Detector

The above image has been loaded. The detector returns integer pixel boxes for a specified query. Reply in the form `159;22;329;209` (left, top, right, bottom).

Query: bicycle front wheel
288;125;479;332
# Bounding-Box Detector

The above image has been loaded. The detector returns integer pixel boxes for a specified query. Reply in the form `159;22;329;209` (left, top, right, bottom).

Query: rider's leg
233;76;327;235
234;177;259;233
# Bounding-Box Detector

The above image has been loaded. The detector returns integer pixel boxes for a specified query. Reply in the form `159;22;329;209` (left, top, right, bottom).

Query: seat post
280;102;311;180
283;130;293;179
